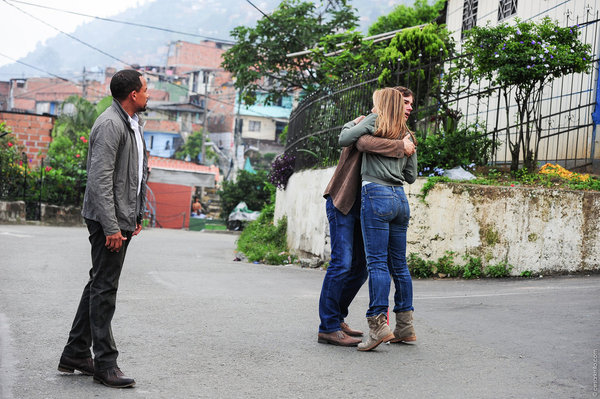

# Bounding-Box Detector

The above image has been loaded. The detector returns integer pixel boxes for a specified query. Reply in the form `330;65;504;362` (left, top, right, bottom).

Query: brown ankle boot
389;310;417;343
357;313;395;351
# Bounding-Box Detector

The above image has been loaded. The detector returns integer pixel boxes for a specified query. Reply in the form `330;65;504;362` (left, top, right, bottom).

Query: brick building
0;111;55;168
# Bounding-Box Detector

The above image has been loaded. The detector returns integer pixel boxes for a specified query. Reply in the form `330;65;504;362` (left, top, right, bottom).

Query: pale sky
0;0;154;68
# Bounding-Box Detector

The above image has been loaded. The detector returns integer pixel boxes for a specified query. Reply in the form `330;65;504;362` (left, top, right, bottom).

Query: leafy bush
236;202;294;265
0;126;29;200
417;122;494;177
218;170;272;220
462;255;483;279
407;252;434;278
484;261;513;278
435;251;463;277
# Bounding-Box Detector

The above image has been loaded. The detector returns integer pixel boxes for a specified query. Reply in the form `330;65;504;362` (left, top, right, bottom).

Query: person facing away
58;69;149;388
339;87;418;351
317;88;415;347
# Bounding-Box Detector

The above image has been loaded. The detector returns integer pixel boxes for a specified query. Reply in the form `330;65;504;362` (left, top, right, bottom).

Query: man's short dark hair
110;69;143;101
393;86;414;98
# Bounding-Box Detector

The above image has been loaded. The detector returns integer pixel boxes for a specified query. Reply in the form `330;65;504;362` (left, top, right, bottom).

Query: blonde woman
339;87;417;351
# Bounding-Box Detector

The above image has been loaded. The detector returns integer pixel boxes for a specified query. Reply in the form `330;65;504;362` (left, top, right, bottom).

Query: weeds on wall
236;194;296;265
408;251;514;279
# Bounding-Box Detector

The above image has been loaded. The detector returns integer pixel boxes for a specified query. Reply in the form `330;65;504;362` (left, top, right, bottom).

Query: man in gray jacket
58;69;149;388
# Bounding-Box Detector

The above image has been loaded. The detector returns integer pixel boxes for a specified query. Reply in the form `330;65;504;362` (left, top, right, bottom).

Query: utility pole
201;70;210;165
81;67;88;99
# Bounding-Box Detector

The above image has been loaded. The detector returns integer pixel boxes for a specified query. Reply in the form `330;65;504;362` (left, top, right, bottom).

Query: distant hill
0;0;409;80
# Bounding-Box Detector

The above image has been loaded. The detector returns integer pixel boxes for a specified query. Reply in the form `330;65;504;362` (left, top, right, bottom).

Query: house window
249;121;261;132
498;0;517;21
462;0;478;38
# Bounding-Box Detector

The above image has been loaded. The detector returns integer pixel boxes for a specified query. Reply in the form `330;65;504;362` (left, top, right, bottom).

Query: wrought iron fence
286;16;600;173
0;155;86;221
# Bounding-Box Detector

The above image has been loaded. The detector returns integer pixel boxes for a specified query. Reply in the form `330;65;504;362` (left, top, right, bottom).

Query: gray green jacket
339;113;417;186
81;99;148;235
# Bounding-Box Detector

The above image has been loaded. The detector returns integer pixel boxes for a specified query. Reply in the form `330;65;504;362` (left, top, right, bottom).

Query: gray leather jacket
81;100;148;235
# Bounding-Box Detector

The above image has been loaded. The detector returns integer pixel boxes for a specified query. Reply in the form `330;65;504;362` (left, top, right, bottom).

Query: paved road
0;224;598;399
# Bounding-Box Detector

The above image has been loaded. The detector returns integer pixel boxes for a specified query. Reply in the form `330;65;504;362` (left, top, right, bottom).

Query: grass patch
236;203;296;265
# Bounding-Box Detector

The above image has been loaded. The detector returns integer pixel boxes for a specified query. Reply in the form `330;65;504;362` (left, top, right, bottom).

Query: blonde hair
372;88;416;145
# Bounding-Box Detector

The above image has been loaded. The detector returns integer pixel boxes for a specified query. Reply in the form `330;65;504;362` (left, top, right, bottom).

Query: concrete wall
0;201;83;226
274;168;600;275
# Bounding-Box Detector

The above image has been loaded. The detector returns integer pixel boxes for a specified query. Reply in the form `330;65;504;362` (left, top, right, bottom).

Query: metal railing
286;16;600;173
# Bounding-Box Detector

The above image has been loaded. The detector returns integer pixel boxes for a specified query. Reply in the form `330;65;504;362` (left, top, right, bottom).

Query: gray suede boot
389;310;417;343
357;313;395;351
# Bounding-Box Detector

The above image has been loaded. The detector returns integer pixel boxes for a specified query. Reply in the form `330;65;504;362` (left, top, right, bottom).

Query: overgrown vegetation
236;191;295;265
463;17;592;172
407;251;514;279
0;96;112;206
217;170;273;220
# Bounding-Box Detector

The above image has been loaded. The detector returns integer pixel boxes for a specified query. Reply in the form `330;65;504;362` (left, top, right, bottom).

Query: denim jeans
318;196;368;333
360;183;413;317
62;219;132;370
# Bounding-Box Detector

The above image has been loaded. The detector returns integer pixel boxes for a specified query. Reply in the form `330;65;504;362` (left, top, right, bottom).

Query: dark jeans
62;219;132;370
318;196;368;333
360;183;413;317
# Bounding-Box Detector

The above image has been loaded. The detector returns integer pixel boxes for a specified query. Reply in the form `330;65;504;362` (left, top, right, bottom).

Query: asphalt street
0;224;598;399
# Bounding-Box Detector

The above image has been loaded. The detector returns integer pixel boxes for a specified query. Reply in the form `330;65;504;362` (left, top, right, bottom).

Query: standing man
58;69;149;388
318;87;415;346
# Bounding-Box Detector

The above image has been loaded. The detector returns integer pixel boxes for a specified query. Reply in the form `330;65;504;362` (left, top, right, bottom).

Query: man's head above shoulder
110;69;149;116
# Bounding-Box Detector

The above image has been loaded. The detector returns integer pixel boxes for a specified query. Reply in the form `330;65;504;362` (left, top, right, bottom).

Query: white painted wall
275;167;600;275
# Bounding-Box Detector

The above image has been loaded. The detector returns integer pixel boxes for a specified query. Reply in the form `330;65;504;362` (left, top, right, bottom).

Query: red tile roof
148;156;220;181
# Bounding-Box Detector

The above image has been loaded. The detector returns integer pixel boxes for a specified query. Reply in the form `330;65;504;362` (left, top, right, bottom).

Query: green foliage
217;170;272;220
463;17;592;171
174;129;217;164
368;0;446;36
483;261;514;278
376;23;453;104
417;122;495;175
435;251;463;277
408;252;516;279
462;255;483;279
419;175;450;201
42;133;89;205
407;252;435;279
236;204;294;265
520;270;534;278
221;0;358;104
95;96;112;116
0;124;29;200
52;95;98;142
468;167;600;192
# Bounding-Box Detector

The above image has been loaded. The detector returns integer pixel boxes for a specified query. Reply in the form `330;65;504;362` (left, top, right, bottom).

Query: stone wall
274;168;600;275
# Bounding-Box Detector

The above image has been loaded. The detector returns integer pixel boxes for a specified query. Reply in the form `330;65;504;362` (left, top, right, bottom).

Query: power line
4;0;235;44
2;0;130;67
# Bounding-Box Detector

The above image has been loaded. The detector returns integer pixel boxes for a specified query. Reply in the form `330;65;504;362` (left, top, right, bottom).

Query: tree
368;0;446;36
463;17;592;171
174;129;217;164
221;0;358;105
52;95;99;142
217;170;272;220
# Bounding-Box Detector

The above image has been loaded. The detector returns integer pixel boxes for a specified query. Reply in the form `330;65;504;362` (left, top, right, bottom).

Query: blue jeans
360;183;413;318
318;196;368;333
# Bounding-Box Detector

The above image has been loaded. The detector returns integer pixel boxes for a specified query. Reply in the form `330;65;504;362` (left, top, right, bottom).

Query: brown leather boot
389;310;417;343
93;366;136;388
340;322;363;337
57;354;94;376
318;330;361;346
357;313;395;351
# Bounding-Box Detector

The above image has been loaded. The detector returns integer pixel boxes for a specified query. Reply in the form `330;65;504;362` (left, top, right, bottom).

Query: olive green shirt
339;113;417;186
